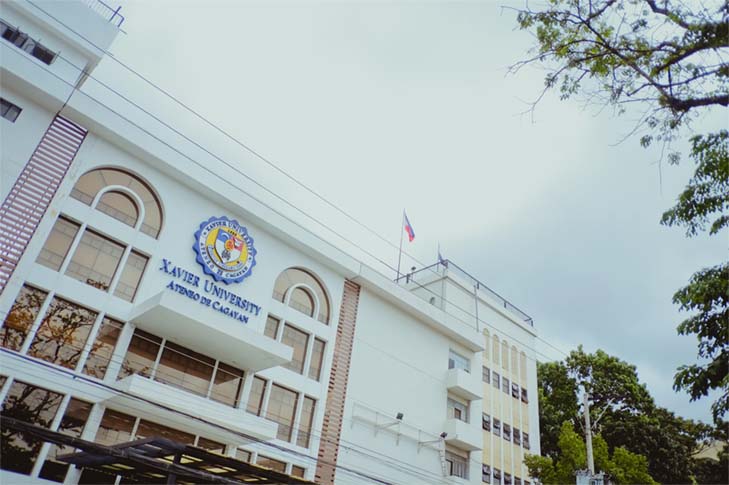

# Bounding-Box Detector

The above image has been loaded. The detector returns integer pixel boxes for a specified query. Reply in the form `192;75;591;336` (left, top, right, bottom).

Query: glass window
266;384;298;442
297;397;315;448
308;338;325;381
503;377;510;394
482;464;492;483
94;409;136;446
96;191;138;228
448;350;470;373
210;363;244;407
0;381;64;475
447;397;468;423
83;317;123;379
246;376;266;416
113;251;148;302
281;324;308;374
482;413;491;431
289;287;314;318
0;285;48;351
28;297;98;369
292;465;306;477
264;315;279;339
272;268;330;324
503;423;511;442
155;341;215;397
119;329;162;379
492;371;500;389
39;398;92;483
136;419;195;444
482;365;490;383
65;230;124;291
36;217;80;271
493;418;501;437
256;455;286;473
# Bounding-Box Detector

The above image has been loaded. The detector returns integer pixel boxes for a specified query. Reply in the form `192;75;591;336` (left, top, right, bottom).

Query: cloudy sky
82;0;725;423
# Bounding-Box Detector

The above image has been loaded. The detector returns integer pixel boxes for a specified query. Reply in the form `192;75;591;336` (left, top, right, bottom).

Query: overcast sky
85;0;726;423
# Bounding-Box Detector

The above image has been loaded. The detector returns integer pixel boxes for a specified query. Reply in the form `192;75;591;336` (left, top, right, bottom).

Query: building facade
0;2;540;484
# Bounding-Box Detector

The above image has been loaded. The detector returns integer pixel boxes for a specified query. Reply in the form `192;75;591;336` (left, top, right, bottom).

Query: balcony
445;368;482;401
443;418;482;451
129;291;292;373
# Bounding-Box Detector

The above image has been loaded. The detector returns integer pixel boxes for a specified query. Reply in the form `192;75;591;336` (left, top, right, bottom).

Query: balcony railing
82;0;125;27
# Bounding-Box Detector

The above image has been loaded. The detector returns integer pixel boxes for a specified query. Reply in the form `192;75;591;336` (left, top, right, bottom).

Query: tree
513;0;729;424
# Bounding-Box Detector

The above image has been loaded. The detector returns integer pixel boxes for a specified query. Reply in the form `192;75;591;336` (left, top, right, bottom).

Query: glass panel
113;251;148;302
39;398;92;482
65;230;124;291
83;317;123;379
296;397;315;448
281;324;308;374
264;315;279;339
95;409;136;446
96;191;138;228
289;287;314;318
308;338;325;381
210;363;244;407
246;377;266;416
0;381;64;475
28;297;98;369
0;285;48;351
135;420;194;444
36;217;80;271
292;465;306;477
256;455;286;473
155;341;215;397
119;329;162;379
266;384;298;442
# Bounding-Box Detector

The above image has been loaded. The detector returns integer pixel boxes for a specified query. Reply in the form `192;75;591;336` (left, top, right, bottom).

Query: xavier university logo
193;216;257;284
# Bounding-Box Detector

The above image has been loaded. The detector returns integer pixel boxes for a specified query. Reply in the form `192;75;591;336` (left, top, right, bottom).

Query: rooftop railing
82;0;125;27
396;259;534;327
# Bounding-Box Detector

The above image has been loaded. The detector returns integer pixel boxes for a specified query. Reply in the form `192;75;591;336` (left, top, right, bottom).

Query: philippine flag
403;212;415;242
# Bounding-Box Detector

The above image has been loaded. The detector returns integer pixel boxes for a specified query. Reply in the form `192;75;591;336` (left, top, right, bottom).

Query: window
71;168;163;238
247;376;267;416
264;315;279;339
297;396;316;448
448;349;470;373
113;250;148;302
0;19;56;65
0;97;21;122
502;377;510;394
0;285;48;351
272;267;330;324
266;384;299;442
512;382;520;399
37;217;80;271
482;464;491;483
447;397;469;423
281;324;309;374
482;366;490;383
292;465;306;478
503;423;511;442
492;371;500;389
39;398;92;483
445;449;469;479
308;338;325;381
493;418;501;437
513;428;521;445
523;432;530;450
493;467;502;484
82;317;123;379
256;455;286;473
65;229;124;291
27;297;98;370
521;388;529;404
0;381;64;475
482;413;491;431
505;473;512;485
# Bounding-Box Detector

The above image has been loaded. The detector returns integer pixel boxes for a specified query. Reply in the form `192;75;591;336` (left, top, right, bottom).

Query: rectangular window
482;366;490;383
83;317;123;379
513;428;521;445
264;315;279;339
65;230;124;292
266;384;299;442
256;455;286;473
247;376;266;416
0;285;48;351
155;341;215;398
94;409;136;446
493;418;501;437
1;381;64;475
0;97;21;122
113;250;148;302
512;382;520;399
28;297;98;369
39;398;92;483
448;349;470;373
281;324;309;374
521;388;529;404
445;449;469;479
492;371;500;389
119;329;162;379
505;473;512;485
210;363;245;407
297;396;316;448
502;377;510;394
503;423;511;442
482;413;491;431
308;337;325;381
447;397;469;423
523;432;530;450
292;465;306;477
482;464;491;483
37;217;79;271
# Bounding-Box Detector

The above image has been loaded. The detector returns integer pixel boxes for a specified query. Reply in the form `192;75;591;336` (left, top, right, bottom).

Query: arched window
71;167;163;238
273;268;331;324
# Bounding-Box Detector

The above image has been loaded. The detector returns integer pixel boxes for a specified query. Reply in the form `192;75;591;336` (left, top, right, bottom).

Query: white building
0;2;541;484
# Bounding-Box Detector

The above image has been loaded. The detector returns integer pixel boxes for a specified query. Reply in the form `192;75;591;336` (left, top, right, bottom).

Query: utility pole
583;389;595;474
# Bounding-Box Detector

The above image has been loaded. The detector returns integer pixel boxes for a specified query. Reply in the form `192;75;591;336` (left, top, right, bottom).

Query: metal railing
396;259;534;327
82;0;125;27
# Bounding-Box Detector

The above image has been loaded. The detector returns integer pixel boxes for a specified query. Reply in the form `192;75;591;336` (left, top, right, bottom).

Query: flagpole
396;209;404;282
